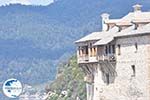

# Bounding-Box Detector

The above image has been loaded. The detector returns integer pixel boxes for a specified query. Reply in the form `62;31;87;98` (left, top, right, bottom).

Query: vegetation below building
45;56;86;100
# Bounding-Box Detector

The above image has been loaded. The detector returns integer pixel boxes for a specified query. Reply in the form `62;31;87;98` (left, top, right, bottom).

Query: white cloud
29;0;54;5
0;0;54;6
10;0;31;5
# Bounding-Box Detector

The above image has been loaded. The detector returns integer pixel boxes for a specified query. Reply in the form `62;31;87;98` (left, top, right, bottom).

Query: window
118;26;122;32
78;47;81;56
135;43;138;52
105;46;108;55
106;74;110;85
117;44;121;55
112;45;115;54
131;65;136;77
85;46;88;55
108;45;111;54
134;24;138;30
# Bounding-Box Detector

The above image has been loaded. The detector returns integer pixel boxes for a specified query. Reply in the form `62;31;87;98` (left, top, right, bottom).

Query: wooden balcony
77;54;116;63
97;54;116;62
78;55;89;63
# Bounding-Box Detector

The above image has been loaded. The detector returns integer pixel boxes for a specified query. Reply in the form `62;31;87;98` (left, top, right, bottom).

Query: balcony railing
97;54;116;61
78;55;89;63
78;54;116;63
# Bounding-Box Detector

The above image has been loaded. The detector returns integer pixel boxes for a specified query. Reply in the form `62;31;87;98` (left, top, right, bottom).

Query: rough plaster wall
115;35;148;100
146;36;150;100
115;35;149;100
93;35;150;100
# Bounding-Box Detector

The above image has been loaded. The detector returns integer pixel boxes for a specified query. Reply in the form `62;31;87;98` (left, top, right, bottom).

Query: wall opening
108;45;111;54
135;43;138;52
85;46;88;55
106;73;110;85
117;44;121;55
105;45;108;55
131;65;136;77
112;45;115;54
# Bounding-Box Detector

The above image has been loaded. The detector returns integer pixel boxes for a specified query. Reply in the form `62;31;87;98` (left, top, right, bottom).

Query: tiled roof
75;26;118;43
94;23;150;46
121;12;150;21
116;21;132;26
75;11;150;45
93;36;114;46
105;19;120;24
132;19;150;23
115;23;150;37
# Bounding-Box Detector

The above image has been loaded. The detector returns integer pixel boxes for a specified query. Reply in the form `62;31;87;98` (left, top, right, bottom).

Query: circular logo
2;78;22;98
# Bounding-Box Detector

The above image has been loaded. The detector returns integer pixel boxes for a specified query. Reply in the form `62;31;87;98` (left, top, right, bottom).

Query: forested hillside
45;56;86;100
0;0;149;93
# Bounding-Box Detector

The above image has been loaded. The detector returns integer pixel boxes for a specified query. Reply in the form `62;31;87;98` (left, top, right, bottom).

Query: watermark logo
2;78;22;98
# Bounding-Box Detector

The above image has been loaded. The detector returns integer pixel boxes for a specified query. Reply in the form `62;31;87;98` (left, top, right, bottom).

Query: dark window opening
118;26;122;32
106;74;110;85
105;46;108;55
85;46;88;55
96;87;98;91
117;44;121;55
135;43;138;52
108;45;111;54
131;65;136;77
90;43;92;47
112;45;115;54
78;47;80;55
134;24;138;30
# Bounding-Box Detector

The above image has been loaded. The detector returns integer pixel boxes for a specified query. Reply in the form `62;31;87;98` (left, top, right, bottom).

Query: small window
135;43;138;52
105;46;108;55
90;43;92;47
117;44;121;55
78;47;81;56
108;45;111;54
85;46;88;55
96;87;98;91
134;24;138;30
118;26;122;32
112;45;115;54
106;74;109;85
131;65;136;77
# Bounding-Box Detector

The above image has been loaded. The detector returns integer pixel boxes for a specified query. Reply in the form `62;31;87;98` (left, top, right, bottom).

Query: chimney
101;13;110;31
133;4;142;12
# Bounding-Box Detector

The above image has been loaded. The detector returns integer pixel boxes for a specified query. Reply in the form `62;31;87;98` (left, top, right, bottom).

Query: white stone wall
115;35;150;100
92;35;150;100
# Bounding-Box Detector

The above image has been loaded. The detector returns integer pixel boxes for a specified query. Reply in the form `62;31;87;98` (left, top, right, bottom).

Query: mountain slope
0;0;150;89
45;56;86;100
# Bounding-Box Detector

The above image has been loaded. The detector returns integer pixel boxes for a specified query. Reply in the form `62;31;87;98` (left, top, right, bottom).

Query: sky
0;0;54;6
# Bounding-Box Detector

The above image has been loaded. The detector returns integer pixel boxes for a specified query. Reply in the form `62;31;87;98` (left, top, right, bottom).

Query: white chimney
101;13;110;31
133;4;142;12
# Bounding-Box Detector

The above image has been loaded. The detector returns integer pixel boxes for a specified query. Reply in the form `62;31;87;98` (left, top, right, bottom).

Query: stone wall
92;35;150;100
146;38;150;99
